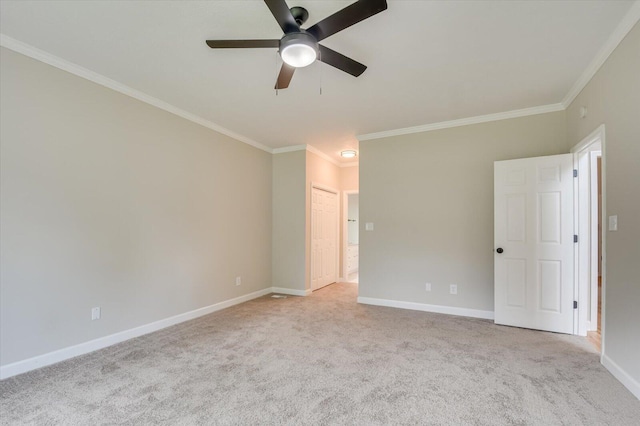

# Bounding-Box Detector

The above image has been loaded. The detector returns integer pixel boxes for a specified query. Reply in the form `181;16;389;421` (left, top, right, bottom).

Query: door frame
571;124;605;347
309;182;339;291
342;190;359;281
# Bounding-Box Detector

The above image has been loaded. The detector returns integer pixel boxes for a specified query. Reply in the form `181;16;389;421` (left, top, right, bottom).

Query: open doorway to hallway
343;191;359;284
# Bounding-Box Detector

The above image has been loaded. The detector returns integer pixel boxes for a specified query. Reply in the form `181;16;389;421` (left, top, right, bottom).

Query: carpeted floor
1;282;639;425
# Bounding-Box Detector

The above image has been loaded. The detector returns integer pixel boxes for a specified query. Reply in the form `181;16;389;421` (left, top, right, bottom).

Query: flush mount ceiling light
341;150;357;158
280;32;318;68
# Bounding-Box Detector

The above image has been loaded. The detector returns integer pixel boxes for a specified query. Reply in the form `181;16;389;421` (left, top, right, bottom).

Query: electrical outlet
450;284;457;295
235;276;242;286
425;283;432;292
91;307;101;320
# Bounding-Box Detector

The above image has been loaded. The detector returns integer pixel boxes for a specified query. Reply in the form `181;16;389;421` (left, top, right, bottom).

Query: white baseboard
0;287;274;380
602;353;640;400
272;287;312;297
357;296;495;320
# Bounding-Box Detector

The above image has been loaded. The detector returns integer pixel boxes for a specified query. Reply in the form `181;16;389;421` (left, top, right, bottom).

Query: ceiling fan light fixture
280;32;318;68
341;150;357;158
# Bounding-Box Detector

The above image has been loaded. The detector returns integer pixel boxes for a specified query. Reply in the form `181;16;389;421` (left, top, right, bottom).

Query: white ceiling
0;1;636;163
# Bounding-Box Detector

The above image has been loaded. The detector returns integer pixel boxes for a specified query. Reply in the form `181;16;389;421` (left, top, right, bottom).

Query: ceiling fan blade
275;63;296;89
206;40;280;49
264;0;300;34
318;45;367;77
306;0;387;42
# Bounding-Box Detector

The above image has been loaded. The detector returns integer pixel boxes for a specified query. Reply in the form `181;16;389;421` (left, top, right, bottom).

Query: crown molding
0;34;272;154
357;103;565;141
306;144;341;167
272;145;307;154
562;0;640;108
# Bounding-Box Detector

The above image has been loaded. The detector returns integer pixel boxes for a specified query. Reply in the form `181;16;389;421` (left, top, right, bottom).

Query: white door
494;154;574;334
311;187;338;291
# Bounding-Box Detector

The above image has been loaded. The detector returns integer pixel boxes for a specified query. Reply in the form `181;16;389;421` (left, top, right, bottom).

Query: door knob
496;248;504;254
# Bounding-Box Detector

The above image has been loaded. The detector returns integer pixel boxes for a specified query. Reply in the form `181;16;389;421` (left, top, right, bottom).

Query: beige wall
0;48;273;365
359;111;567;312
272;150;306;290
307;151;341;191
340;165;359;191
566;22;640;384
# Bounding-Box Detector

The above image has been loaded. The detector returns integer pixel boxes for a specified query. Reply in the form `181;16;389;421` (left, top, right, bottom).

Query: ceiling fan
205;0;388;89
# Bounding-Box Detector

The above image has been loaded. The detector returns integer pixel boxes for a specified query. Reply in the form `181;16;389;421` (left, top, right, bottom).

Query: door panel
311;187;337;291
506;259;526;308
494;154;574;334
538;260;561;312
506;194;526;242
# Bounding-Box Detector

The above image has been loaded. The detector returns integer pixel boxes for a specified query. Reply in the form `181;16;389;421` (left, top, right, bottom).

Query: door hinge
573;169;578;177
574;235;578;243
573;301;578;309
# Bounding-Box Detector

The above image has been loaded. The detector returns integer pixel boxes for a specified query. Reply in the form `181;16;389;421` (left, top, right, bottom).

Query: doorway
344;192;359;283
572;125;604;350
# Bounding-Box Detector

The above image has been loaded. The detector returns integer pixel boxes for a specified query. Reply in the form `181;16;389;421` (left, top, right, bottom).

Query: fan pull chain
275;50;279;96
318;49;322;95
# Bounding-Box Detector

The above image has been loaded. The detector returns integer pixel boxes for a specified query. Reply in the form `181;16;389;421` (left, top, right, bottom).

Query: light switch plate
365;222;374;231
608;215;618;231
